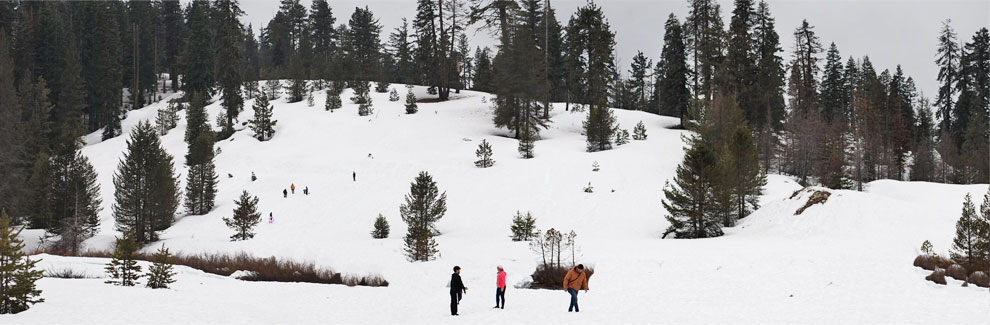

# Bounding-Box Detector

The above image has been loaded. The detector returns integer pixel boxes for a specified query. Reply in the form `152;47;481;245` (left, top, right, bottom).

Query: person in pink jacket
494;266;506;309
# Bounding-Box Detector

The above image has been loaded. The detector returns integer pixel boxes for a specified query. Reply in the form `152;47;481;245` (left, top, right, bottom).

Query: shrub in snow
592;161;600;172
925;268;947;285
913;254;936;271
375;81;390;93
306;91;315;107
946;264;967;281
920;240;934;256
632;121;648;140
529;264;594;290
389;88;400;102
475;139;494;168
615;128;630;146
225;191;261;241
371;214;390;239
794;190;831;215
583;182;594;193
967;271;989;287
405;89;418;114
105;233;143;287
251;172;257;182
146;244;177;289
325;89;342;112
0;210;44;314
510;211;538;241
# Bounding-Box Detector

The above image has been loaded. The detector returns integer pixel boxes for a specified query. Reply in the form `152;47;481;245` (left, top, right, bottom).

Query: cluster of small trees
950;189;990;264
104;233;176;289
530;228;579;269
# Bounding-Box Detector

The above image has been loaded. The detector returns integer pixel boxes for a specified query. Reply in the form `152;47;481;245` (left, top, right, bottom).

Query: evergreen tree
389;19;416;85
401;171;446;262
627;51;651;111
215;0;245;139
346;7;382;86
78;1;123;137
0;33;26;221
184;93;211;163
224;191;261;241
510;211;538;241
309;0;337;83
162;0;184;91
684;0;725;105
472;47;495;92
951;194;985;262
248;95;277;141
145;244;176;289
583;100;618;152
0;209;44;314
911;97;937;182
155;103;180;136
46;150;102;255
518;125;535;159
325;87;342;112
934;20;959;133
720;0;759;127
105;232;142;286
182;0;215;97
564;2;616;107
357;87;374;116
184;132;218;216
662;138;722;239
615;128;631;146
633;121;648;140
783;20;824;185
113;122;180;244
53;37;86;151
371;214;390;239
405;88;418;114
474;139;495;168
820;43;846;123
752;1;786;168
656;14;690;123
389;88;400;101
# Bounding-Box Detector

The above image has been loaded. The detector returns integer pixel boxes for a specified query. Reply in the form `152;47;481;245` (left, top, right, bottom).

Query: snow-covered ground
5;84;989;324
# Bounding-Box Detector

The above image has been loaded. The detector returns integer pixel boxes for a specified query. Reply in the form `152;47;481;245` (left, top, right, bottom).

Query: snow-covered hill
7;85;989;324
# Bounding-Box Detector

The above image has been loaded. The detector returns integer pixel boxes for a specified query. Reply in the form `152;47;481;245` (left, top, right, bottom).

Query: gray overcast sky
236;0;989;98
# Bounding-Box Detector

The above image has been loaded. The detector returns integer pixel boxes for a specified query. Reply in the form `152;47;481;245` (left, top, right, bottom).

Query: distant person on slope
353;171;356;182
450;266;468;316
303;186;309;195
291;183;296;194
494;266;506;309
283;189;288;198
269;212;273;224
563;264;589;312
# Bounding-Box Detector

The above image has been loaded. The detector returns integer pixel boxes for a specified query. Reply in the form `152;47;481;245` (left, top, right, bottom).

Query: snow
6;84;989;323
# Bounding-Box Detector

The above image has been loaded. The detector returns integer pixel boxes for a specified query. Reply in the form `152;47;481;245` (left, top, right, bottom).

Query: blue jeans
567;288;579;312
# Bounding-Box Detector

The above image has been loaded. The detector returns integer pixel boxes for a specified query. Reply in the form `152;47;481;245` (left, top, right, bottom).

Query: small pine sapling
920;240;934;256
325;89;342;112
251;172;257;182
105;233;143;286
518;128;535;159
145;244;176;289
371;214;390;239
357;90;374;116
583;182;594;193
224;191;262;241
389;88;400;102
474;139;495;168
307;91;315;107
510;211;538;241
592;161;600;172
0;210;44;314
405;88;418;114
615;129;631;146
633;121;648;140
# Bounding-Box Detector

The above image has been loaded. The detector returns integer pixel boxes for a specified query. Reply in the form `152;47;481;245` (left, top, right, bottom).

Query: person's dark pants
495;287;505;308
450;292;461;315
567;288;579;312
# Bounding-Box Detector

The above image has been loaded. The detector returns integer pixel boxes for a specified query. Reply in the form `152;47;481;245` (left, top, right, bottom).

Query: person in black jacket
450;266;468;315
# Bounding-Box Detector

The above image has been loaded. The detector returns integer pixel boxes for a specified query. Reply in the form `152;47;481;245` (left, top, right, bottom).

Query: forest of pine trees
0;0;985;246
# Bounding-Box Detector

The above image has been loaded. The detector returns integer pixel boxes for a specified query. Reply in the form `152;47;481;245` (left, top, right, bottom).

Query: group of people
283;183;310;198
448;264;590;316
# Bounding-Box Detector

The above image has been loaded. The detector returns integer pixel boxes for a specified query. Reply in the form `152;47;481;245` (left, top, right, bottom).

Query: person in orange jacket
563;264;589;312
291;183;296;194
494;266;506;309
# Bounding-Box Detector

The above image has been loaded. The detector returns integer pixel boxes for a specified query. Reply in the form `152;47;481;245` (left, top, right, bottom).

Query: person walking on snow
291;183;296;194
269;212;273;224
283;189;288;198
494;266;506;309
450;266;468;316
352;171;356;182
303;186;309;195
563;264;589;312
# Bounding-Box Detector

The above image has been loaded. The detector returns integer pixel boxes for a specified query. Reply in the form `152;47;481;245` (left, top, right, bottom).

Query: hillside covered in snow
7;85;990;324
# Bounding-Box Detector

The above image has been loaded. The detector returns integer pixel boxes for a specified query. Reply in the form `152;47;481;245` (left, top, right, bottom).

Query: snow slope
6;84;989;324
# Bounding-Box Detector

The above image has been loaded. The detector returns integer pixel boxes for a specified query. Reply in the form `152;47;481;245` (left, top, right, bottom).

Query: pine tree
184;132;218;216
105;232;142;287
346;6;382;87
405;88;418;114
371;214;390;239
720;0;759;127
684;0;725;105
388;18;416;84
155;103;179;136
951;194;982;262
248;95;278;141
113;122;180;244
911;97;937;182
325;84;342;112
615;128;631;146
389;88;400;101
215;0;245;139
752;1;786;167
656;14;690;122
0;209;44;314
662;138;723;239
47;150;102;255
978;189;990;260
0;33;26;222
162;0;183;91
357;87;374;116
474;139;495;168
518;125;535;159
401;171;446;262
225;191;261;241
472;47;495;92
182;0;215;97
510;211;538;241
627;51;651;111
583;100;618;152
935;20;960;133
564;2;616;107
145;244;176;289
184;93;210;152
633;121;648;140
